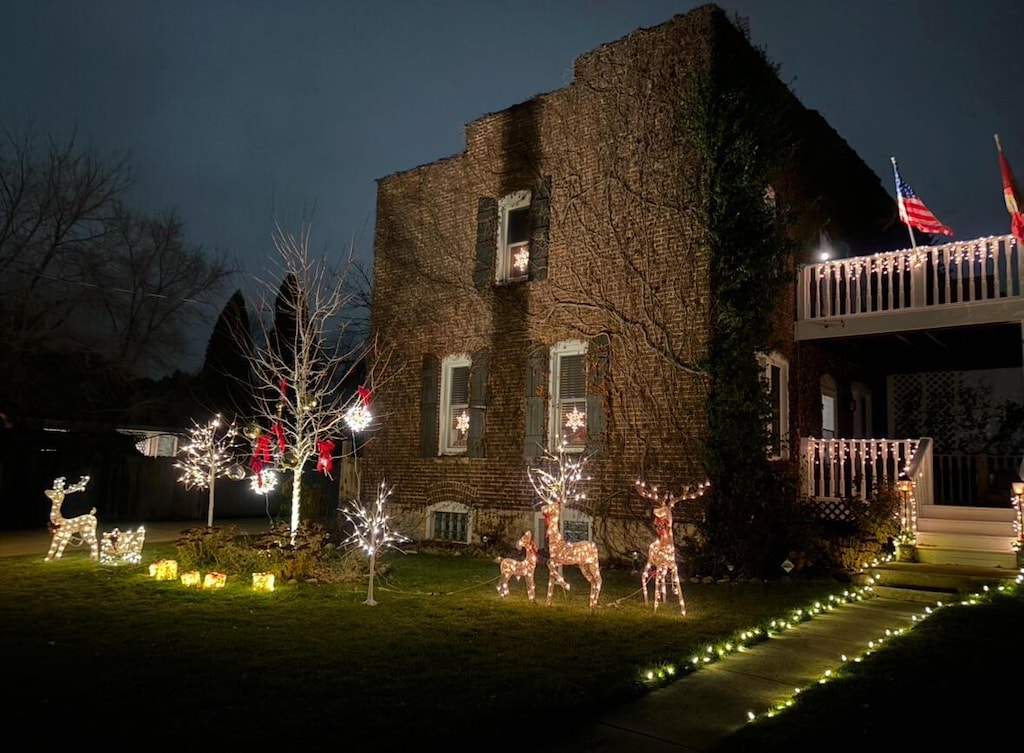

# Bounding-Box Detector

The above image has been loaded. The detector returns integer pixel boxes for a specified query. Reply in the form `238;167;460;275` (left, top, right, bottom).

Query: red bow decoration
271;422;286;452
316;439;335;475
280;378;288;396
358;385;372;406
250;434;272;475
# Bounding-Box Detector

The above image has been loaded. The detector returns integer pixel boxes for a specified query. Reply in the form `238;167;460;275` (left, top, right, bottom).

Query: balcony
795;234;1024;341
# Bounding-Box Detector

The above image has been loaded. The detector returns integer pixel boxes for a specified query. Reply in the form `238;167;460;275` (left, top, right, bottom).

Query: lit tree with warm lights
245;222;396;543
174;414;245;528
339;479;410;605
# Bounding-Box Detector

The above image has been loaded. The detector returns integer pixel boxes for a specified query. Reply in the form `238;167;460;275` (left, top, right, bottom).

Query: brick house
360;4;961;564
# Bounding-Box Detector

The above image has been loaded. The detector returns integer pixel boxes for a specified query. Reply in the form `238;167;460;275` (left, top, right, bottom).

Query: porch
800;436;1021;569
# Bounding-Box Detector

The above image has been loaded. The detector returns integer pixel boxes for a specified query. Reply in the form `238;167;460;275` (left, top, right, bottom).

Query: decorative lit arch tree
174;414;246;528
244;222;395;543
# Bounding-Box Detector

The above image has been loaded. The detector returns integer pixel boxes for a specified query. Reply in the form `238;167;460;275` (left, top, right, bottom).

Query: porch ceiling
841;322;1023;373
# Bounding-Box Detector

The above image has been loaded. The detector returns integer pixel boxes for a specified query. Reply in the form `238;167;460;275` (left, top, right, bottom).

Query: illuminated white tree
245;223;397;544
339;479;409;605
174;414;245;528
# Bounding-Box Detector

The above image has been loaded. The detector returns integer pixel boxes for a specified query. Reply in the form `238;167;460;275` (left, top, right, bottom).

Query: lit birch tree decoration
529;445;602;609
174;415;243;528
339;479;409;605
245;224;396;544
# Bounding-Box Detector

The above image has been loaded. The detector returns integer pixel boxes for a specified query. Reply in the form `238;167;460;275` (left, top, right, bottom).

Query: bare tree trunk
290;470;302;544
207;466;216;528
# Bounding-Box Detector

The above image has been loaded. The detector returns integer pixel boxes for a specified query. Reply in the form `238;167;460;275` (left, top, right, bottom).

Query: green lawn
0;540;858;746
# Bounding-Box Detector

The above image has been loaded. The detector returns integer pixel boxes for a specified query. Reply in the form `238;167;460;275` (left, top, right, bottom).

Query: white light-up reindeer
530;447;602;610
496;530;538;602
635;479;709;615
44;475;97;562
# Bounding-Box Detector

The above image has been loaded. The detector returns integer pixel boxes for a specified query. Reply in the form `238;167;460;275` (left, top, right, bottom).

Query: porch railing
797;235;1021;322
799;437;932;506
933;452;1023;507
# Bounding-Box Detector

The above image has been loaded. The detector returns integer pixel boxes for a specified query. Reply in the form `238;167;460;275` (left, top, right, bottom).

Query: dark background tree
0;129;236;424
201;289;254;422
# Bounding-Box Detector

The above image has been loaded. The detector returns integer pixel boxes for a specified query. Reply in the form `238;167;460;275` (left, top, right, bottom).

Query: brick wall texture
362;4;905;560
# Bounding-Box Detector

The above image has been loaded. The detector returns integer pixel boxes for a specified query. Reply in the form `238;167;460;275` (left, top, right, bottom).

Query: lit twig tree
339;479;410;605
174;414;245;528
246;222;396;543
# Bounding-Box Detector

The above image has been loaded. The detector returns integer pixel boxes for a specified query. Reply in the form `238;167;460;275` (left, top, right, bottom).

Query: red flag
891;158;953;236
996;136;1024;244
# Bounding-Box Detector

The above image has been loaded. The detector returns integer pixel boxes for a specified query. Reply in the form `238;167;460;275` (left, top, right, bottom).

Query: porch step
864;561;1019;602
913;544;1019;569
914;531;1018;553
914;502;1018;566
916;517;1016;538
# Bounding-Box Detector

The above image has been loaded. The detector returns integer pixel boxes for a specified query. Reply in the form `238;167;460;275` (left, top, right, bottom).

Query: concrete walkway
536;595;928;752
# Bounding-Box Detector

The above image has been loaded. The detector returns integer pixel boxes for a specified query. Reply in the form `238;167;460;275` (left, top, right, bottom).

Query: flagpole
892;156;917;249
996;133;1003;153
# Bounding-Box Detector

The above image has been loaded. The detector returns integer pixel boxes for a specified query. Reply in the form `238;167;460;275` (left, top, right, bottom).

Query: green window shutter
420;354;439;457
468;349;489;458
586;334;609;456
528;176;550;281
474;198;498;291
523;349;548;458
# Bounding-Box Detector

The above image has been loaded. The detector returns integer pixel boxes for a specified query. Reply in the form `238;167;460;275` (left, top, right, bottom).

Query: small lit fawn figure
530;447;602;610
44;475;97;562
496;530;538;602
635;480;709;615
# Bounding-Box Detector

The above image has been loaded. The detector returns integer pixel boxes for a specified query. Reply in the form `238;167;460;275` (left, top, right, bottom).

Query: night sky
3;0;1023;369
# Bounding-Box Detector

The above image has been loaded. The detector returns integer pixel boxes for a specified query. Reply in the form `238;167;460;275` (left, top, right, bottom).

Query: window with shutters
549;340;587;451
497;190;531;284
758;351;790;460
439;354;471;454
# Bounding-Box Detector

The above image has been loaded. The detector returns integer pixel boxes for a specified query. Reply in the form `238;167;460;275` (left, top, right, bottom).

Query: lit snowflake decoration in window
513;247;530;271
250;469;278;495
456;410;470;434
564;407;586;433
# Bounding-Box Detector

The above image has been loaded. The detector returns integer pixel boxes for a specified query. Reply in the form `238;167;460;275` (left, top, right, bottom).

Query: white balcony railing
797;234;1021;325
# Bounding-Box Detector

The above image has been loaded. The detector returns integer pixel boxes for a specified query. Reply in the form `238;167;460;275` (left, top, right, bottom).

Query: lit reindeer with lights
44;475;97;562
635;479;709;615
530;447;602;610
496;530;538;602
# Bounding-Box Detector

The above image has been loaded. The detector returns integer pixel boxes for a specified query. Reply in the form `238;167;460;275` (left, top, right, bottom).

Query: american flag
891;158;953;237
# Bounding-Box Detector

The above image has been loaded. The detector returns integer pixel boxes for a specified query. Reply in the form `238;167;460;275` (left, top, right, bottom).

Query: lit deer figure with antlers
530;446;602;610
496;530;538;602
44;475;97;562
635;479;709;615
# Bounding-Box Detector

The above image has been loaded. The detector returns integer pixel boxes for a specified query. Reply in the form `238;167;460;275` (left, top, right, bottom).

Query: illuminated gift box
203;572;227;589
100;527;146;565
149;559;178;580
252;572;275;592
179;570;202;587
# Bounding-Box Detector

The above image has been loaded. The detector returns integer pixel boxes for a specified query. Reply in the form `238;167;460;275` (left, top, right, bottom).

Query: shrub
174;522;369;583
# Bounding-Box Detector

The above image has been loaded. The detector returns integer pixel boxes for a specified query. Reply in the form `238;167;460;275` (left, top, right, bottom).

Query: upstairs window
550;340;587;451
497;190;531;283
439;354;471;454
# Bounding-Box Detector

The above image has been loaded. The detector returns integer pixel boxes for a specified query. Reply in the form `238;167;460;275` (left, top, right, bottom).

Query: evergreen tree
202;290;254;421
